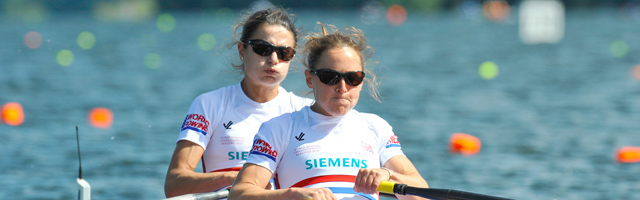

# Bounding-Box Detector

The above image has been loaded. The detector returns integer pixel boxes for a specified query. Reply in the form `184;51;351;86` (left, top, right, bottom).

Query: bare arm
229;163;337;200
353;155;429;200
164;140;238;198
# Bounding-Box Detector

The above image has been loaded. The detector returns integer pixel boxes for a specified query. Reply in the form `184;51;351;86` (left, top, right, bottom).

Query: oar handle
377;181;514;200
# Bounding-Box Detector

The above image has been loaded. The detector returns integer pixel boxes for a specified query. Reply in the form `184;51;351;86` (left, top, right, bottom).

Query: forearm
388;170;428;188
164;169;237;198
383;156;430;200
387;170;430;200
229;183;293;200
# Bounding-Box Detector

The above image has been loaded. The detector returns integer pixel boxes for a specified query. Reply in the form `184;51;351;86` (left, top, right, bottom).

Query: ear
237;43;245;59
305;70;314;89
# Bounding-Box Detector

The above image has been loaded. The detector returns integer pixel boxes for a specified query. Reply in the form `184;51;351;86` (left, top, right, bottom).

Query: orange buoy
89;107;113;129
450;133;481;156
24;31;43;49
2;102;25;126
616;146;640;163
631;65;640;80
387;5;407;26
483;0;510;22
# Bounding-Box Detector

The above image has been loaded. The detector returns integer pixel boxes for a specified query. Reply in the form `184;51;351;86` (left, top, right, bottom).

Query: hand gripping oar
377;181;514;200
163;189;230;200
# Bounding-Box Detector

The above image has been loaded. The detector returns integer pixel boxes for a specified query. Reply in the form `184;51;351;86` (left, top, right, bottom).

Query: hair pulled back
231;7;298;70
303;22;381;102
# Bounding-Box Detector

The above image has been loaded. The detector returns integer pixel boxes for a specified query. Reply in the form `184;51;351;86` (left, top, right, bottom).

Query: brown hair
230;7;298;70
303;22;381;102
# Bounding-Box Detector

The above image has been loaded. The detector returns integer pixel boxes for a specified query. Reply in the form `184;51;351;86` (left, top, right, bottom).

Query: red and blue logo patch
250;138;278;162
181;113;210;136
385;135;401;148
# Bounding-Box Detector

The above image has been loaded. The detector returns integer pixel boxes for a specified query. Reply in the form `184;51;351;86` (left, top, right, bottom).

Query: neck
240;79;280;103
310;103;332;116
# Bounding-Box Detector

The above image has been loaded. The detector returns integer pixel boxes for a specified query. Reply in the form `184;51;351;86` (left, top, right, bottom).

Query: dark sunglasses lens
277;47;295;61
317;71;340;85
314;70;365;86
251;44;274;56
248;40;294;61
345;72;364;86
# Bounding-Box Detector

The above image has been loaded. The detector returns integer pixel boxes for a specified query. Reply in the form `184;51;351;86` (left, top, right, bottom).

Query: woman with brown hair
229;23;429;200
164;7;311;198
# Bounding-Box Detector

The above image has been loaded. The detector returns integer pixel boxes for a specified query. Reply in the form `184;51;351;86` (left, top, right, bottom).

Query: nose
335;77;348;93
267;51;279;65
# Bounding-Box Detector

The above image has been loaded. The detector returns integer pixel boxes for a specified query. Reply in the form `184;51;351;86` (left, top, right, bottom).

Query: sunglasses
309;68;366;86
243;39;296;61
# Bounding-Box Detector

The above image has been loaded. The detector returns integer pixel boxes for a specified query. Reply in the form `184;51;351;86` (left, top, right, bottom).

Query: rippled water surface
1;8;640;200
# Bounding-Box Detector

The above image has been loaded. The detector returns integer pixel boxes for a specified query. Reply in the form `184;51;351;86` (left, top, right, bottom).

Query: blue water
2;8;640;199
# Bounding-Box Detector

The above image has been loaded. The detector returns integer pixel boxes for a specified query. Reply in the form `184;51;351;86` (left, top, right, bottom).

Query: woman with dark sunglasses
230;23;428;200
164;7;311;198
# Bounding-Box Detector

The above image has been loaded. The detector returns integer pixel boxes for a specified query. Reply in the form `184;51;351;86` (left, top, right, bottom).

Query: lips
265;68;278;75
331;97;351;103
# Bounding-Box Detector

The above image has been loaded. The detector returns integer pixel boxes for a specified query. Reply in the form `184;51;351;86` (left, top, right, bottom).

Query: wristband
381;167;393;180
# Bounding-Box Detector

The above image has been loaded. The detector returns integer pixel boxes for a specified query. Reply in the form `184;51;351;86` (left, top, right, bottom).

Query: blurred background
1;0;640;199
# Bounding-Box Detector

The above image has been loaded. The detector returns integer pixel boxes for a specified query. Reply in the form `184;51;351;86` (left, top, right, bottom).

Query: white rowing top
177;82;311;191
247;106;405;200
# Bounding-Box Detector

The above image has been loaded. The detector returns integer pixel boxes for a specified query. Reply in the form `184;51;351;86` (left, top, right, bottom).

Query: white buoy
77;178;91;200
76;126;91;200
519;0;565;44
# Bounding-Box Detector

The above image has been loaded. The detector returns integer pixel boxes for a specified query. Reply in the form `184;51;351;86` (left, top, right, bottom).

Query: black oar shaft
380;181;513;200
404;186;513;200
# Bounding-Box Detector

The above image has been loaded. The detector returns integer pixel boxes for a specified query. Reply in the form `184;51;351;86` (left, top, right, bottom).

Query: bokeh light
56;49;74;67
215;8;234;22
156;13;176;32
144;53;162;69
611;40;629;58
197;33;216;51
482;0;510;21
387;5;407;26
24;7;45;24
24;31;43;49
93;0;158;22
386;5;407;26
479;61;499;80
360;0;385;25
77;31;96;50
519;0;565;44
632;65;640;80
616;146;640;163
407;0;442;13
4;0;49;24
450;133;481;156
89;108;113;129
460;0;482;20
2;102;25;126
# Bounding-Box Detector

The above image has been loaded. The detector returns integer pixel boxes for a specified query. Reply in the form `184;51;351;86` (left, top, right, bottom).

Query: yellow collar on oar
377;181;396;194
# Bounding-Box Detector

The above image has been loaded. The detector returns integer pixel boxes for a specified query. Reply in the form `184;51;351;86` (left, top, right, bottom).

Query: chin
328;106;352;117
261;77;283;86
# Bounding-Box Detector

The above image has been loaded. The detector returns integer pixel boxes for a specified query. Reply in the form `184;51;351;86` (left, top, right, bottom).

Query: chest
280;125;381;171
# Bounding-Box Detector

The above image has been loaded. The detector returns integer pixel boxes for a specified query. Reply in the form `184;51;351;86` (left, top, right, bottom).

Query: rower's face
306;46;363;117
238;24;295;87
